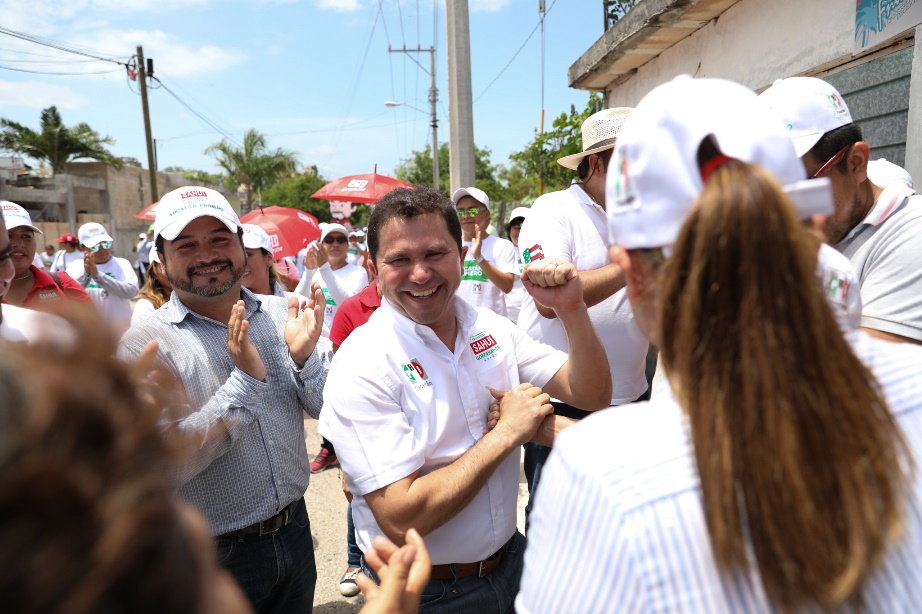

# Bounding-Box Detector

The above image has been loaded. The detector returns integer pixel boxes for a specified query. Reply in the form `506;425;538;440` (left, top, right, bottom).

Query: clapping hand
285;286;324;367
357;529;431;614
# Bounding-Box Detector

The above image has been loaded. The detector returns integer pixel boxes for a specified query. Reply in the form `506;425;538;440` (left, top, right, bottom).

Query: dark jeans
346;503;362;568
362;531;525;614
215;498;316;614
320;437;336;455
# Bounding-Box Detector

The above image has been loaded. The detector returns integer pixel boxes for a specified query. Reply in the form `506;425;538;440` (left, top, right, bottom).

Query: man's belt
217;499;300;539
429;543;507;580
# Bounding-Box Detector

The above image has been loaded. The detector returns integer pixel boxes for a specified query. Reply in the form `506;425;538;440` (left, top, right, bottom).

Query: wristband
475;254;485;264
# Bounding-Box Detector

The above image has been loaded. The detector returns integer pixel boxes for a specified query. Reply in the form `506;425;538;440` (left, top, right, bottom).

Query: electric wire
473;0;558;104
0;26;126;66
152;77;242;146
0;64;122;75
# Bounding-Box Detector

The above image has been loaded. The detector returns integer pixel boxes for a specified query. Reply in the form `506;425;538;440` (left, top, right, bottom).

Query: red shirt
329;280;380;347
8;265;93;311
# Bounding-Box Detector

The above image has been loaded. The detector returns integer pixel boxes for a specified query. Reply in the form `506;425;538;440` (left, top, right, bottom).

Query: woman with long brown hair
131;245;173;326
517;76;922;613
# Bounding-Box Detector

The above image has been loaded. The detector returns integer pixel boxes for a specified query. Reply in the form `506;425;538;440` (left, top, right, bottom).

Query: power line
0;64;122;76
473;0;558;104
0;26;127;66
152;77;242;146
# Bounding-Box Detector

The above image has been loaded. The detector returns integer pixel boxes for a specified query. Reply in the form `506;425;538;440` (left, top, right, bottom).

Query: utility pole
446;0;475;192
388;46;439;190
137;45;158;203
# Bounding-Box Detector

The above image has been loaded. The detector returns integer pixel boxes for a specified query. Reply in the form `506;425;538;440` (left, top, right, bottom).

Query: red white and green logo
469;331;500;361
401;359;427;383
522;244;544;264
827;92;847;117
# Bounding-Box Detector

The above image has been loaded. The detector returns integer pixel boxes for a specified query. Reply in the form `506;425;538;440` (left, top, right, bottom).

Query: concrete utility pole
446;0;475;192
137;45;158;203
388;46;439;189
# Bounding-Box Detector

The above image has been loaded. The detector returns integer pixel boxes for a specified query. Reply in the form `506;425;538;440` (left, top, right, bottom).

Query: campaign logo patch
401;358;432;390
827;92;848;117
522;244;544;264
469;331;499;362
826;268;850;305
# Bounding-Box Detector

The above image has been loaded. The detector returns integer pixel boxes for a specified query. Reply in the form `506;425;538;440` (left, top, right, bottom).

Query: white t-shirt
66;256;139;334
319;297;568;565
50;249;82;273
518;183;649;405
0;303;69;345
457;234;518;317
294;262;368;337
130;297;158;327
506;245;526;323
835;185;922;341
816;243;861;333
517;332;922;613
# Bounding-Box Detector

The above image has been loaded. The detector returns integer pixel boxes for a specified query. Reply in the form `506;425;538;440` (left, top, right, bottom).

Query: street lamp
385;98;439;190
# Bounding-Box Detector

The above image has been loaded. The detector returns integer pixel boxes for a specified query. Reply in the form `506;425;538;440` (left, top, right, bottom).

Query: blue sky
0;0;603;182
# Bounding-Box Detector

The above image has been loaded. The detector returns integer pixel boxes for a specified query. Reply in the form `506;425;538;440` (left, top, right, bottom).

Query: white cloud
471;0;510;11
315;0;361;12
65;29;246;78
0;80;85;110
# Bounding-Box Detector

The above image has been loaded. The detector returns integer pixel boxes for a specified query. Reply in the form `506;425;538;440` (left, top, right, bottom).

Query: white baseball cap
78;222;113;248
867;158;913;189
758;77;853;157
607;75;834;253
154;186;240;241
242;223;274;253
507;206;530;223
320;223;349;242
451;187;490;210
148;244;160;265
0;201;43;234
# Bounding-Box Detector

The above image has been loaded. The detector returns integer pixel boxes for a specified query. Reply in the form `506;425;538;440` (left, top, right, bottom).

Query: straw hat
557;107;634;170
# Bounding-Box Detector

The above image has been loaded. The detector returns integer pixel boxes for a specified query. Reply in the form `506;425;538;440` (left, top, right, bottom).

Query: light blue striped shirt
118;288;332;535
517;332;922;613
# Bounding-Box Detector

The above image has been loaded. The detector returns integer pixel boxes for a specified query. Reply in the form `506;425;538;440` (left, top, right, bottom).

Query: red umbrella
311;166;411;204
135;201;160;221
239;206;321;259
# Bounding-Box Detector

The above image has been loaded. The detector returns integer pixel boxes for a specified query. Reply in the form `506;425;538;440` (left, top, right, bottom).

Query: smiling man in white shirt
319;185;611;613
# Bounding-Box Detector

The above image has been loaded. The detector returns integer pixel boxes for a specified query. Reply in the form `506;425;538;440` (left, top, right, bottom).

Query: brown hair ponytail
657;161;911;611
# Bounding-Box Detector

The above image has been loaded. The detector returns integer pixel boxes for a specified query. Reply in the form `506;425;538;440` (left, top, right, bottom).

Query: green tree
394;142;505;198
261;169;332;221
509;92;604;198
164;165;228;188
205;129;299;214
0;106;123;173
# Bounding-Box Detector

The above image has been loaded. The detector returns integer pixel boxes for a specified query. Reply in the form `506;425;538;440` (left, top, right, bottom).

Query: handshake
484;384;576;448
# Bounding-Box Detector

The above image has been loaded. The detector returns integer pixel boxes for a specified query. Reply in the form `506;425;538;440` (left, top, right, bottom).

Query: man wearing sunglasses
66;222;139;335
761;77;922;345
450;187;518;318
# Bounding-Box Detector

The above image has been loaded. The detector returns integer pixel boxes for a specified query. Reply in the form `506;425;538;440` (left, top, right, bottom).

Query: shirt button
268;440;274;445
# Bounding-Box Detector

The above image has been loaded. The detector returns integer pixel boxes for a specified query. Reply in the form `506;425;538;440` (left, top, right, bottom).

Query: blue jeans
215;498;316;614
346;503;362;568
362;531;525;614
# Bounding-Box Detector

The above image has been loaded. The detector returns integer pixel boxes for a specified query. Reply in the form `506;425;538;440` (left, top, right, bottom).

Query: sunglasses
811;144;853;179
89;241;113;252
323;236;347;244
456;208;483;218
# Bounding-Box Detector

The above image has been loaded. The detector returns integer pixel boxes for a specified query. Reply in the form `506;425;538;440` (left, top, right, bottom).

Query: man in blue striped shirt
119;186;332;614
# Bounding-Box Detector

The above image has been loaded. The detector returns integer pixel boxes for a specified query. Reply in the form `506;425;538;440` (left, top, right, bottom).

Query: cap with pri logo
78;222;114;248
242;223;274;253
607;75;833;253
758;77;853;157
0;201;43;234
154;186;240;241
451;187;490;211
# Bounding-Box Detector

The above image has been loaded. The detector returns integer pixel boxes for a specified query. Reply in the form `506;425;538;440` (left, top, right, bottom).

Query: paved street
303;417;529;612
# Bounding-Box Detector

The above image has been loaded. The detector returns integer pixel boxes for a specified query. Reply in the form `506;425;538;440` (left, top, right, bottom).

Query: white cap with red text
78;222;113;248
607;75;833;253
0;201;43;234
154;186;240;241
242;223;274;253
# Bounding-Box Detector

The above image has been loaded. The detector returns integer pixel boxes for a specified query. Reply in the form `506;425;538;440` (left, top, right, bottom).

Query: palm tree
205;129;300;214
0;106;123;173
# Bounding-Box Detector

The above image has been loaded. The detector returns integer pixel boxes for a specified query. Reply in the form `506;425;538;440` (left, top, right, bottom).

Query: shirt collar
378;293;478;342
359;281;381;308
863;183;915;227
164;286;263;324
567;183;606;216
